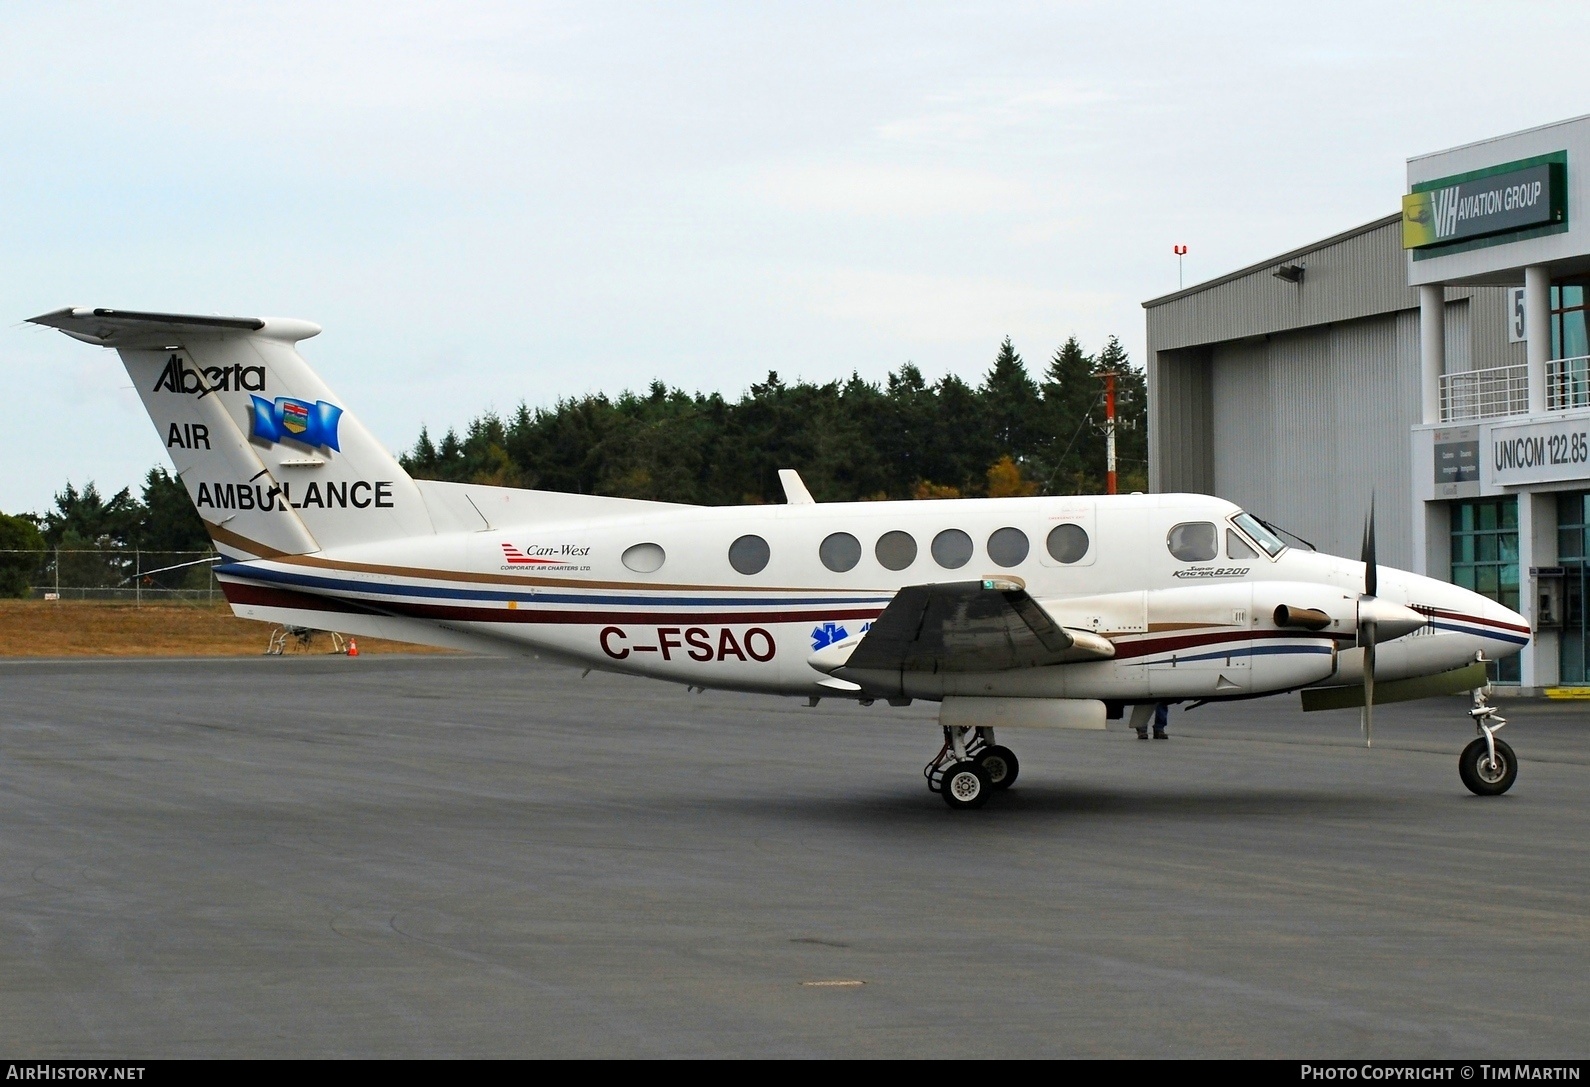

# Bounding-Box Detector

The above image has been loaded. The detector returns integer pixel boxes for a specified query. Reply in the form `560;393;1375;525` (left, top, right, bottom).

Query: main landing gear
926;726;1019;810
1460;686;1517;796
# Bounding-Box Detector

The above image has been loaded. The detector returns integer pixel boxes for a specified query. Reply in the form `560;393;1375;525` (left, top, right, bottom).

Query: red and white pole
1104;369;1117;495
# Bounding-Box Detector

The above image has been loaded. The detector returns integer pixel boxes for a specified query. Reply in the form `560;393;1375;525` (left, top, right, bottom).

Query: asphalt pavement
1;655;1586;1058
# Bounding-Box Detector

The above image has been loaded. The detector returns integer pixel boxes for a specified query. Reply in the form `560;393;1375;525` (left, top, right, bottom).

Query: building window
1549;278;1590;360
1556;492;1590;684
1449;497;1519;683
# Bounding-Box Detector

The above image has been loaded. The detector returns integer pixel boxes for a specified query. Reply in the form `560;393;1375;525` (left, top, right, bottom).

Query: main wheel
940;761;990;810
977;745;1020;790
1459;737;1517;796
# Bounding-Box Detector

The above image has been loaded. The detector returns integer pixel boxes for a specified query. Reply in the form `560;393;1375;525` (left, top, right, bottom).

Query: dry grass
0;600;456;658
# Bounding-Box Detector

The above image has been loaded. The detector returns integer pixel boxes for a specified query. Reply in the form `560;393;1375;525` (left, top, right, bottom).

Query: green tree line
0;469;211;597
402;334;1146;504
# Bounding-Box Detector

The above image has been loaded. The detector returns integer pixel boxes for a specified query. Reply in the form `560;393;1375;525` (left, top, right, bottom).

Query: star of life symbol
810;621;849;651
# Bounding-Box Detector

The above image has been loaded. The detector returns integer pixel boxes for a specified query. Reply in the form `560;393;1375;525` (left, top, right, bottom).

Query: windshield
1232;512;1286;558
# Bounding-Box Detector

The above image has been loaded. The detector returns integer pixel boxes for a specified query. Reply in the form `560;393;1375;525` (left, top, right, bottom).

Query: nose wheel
926;726;1018;809
1461;685;1516;796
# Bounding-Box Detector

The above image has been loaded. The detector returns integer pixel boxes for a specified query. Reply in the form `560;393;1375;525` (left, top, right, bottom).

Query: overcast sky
3;1;1588;515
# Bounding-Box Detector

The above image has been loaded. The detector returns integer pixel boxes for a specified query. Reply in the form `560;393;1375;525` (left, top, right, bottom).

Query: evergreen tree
932;373;990;493
137;467;209;552
42;482;142;549
980;336;1041;457
405;426;440;476
395;329;1146;504
1040;336;1103;494
879;364;940;497
0;509;45;597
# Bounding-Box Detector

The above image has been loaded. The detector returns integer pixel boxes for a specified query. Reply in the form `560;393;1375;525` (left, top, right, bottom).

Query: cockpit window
1232;512;1286;558
1226;529;1257;560
1167;522;1218;562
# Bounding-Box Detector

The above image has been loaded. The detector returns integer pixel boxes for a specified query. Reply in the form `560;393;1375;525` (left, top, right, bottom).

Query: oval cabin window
728;534;771;575
875;530;918;571
931;529;974;569
1167;522;1218;562
819;532;862;572
622;542;666;573
1046;523;1089;564
987;527;1029;568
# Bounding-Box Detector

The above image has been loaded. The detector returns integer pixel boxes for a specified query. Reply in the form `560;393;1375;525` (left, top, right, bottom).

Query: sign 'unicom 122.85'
1403;152;1567;253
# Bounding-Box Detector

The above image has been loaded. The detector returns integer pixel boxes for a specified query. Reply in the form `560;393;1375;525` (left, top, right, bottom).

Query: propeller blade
1361;627;1375;749
1361;500;1377;599
1360;497;1379;748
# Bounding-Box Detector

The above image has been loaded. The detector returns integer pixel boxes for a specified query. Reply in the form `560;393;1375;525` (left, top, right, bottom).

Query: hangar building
1146;114;1590;691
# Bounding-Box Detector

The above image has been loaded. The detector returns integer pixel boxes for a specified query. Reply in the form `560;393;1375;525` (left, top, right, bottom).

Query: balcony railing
1547;355;1590;411
1440;364;1529;422
1438;356;1590;421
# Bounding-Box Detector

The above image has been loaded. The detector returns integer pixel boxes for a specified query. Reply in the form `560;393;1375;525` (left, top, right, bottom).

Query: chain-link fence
0;549;222;603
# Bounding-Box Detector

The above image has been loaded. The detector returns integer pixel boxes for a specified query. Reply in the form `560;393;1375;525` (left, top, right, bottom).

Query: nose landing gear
1460;686;1516;796
926;726;1019;809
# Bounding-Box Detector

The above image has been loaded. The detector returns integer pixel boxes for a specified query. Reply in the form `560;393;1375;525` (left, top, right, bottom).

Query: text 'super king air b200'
30;308;1534;808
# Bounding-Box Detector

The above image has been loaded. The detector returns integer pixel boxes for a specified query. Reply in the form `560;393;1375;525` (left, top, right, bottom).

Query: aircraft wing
825;578;1115;678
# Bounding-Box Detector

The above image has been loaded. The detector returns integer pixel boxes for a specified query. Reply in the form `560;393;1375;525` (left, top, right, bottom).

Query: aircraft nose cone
1484;598;1532;647
1359;596;1427;642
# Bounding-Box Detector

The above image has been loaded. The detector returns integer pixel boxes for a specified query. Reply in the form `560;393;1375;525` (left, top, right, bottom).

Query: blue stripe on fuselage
1427;620;1530;646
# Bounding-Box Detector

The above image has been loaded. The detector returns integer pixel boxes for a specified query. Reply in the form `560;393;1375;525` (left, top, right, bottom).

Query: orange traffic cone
347;638;359;657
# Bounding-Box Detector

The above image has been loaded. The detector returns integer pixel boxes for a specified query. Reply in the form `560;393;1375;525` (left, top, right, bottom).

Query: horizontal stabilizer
1300;661;1488;711
28;307;317;347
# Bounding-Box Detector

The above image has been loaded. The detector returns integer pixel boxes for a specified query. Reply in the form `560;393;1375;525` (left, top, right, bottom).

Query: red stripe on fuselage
1415;605;1528;636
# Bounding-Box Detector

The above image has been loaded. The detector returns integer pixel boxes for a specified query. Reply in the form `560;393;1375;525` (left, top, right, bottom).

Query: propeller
1360;502;1377;748
1354;500;1429;748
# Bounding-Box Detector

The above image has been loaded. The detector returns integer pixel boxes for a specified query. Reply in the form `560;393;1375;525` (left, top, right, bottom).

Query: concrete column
1517;491;1537;689
1423;501;1451;582
1146;350;1162;493
1525;264;1551;413
1522;491;1560;690
1419;285;1445;424
1411;501;1428;577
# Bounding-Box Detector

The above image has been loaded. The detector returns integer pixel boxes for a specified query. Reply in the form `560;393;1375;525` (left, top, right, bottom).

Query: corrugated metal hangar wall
1145;215;1521;569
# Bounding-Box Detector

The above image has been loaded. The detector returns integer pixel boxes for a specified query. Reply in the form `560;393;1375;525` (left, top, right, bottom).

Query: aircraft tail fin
29;308;434;559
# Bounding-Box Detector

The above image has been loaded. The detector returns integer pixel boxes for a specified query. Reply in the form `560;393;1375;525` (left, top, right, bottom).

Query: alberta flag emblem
282;399;310;435
250;396;343;451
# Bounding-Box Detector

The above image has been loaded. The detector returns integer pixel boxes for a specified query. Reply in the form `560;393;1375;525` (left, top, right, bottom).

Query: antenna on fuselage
779;469;816;505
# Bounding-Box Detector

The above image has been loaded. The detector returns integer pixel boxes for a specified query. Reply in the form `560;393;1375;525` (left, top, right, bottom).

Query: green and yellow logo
1402;191;1437;249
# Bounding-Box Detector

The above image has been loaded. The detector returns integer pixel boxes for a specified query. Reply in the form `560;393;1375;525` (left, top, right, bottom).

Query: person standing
1136;702;1170;740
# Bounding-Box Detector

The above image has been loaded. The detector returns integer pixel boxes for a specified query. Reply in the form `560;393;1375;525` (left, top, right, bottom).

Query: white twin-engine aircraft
33;308;1533;808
